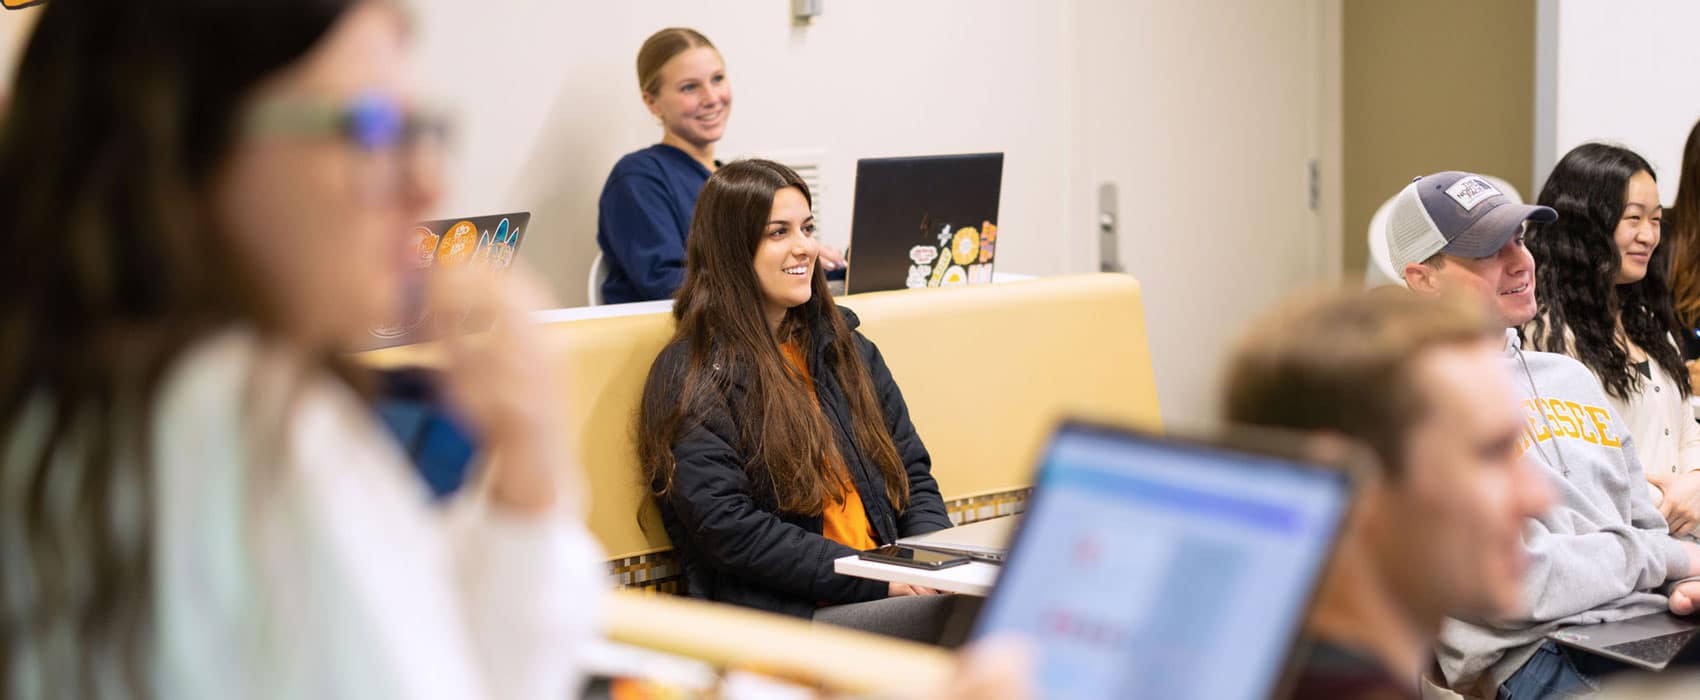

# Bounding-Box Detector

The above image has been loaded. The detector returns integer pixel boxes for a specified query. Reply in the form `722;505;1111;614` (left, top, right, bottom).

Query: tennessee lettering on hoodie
1437;330;1690;695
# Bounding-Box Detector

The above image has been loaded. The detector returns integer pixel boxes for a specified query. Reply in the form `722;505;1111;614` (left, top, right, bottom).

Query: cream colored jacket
1523;322;1700;488
1607;347;1700;478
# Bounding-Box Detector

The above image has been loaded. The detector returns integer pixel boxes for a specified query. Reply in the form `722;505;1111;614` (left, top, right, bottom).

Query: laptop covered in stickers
842;153;1003;295
360;211;529;351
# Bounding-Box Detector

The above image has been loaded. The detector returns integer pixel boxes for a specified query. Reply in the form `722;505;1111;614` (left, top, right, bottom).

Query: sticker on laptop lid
951;227;981;266
928;244;953;287
435;220;479;267
906;264;930;289
1445;176;1502;211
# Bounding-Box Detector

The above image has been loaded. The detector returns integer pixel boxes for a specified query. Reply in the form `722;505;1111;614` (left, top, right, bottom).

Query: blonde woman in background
595;27;844;304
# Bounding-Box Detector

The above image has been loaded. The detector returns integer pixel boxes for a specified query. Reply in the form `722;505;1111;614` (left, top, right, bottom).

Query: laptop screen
972;424;1353;700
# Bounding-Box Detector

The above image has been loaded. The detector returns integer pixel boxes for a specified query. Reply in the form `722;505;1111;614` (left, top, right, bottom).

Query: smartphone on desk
857;545;970;570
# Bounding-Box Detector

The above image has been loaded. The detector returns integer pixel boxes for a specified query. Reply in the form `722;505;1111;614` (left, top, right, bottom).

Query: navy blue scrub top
595;144;713;304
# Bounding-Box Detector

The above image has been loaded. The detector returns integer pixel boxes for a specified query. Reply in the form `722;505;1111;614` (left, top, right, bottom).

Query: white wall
1;1;1342;427
1064;0;1340;426
1536;0;1700;201
410;0;1073;307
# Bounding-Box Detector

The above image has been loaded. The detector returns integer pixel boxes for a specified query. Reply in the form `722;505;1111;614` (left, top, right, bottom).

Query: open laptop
899;515;1018;563
842;153;1003;295
1549;613;1700;671
966;422;1361;700
362;211;530;351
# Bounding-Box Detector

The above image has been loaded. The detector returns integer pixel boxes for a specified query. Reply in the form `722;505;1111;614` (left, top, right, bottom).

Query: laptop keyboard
1604;631;1699;663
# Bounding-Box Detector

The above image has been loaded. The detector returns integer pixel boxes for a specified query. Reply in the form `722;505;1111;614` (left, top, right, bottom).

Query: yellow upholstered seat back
364;273;1161;563
844;273;1162;502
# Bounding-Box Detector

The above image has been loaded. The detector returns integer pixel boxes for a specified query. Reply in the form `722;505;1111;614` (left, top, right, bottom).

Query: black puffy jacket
643;306;952;618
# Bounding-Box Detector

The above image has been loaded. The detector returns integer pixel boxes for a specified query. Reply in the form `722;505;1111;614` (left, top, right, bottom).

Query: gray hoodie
1437;331;1690;694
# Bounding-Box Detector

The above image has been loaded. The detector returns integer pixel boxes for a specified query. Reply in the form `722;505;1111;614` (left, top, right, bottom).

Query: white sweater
146;330;606;699
1604;347;1700;479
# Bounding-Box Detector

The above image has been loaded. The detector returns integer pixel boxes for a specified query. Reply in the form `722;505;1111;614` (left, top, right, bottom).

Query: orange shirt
779;340;879;552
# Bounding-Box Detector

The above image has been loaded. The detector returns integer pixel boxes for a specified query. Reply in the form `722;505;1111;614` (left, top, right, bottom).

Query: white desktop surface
835;516;1015;596
833;556;1001;597
536;272;1038;324
531;298;672;324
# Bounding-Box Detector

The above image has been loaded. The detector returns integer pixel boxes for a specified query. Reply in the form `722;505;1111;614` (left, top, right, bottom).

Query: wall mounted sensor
792;0;824;24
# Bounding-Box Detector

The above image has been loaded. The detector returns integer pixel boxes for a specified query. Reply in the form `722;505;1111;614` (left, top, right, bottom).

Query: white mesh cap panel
1384;184;1447;271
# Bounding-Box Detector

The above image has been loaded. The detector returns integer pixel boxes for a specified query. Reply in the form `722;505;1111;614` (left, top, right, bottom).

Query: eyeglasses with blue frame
244;91;451;198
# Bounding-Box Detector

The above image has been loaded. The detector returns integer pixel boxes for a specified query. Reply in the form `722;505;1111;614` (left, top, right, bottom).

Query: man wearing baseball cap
1394;172;1700;698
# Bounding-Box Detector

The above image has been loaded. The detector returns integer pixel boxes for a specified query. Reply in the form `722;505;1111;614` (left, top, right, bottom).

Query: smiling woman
635;159;961;642
1524;143;1700;531
594;28;845;305
755;185;822;331
593;28;733;304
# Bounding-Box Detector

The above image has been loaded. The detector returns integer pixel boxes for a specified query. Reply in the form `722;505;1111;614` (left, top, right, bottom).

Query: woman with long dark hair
636;159;954;639
1525;143;1700;534
1665;118;1700;362
0;1;601;697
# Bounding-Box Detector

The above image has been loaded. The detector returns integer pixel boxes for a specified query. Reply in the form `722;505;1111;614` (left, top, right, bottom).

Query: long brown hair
0;1;359;696
636;27;715;97
1670;120;1700;328
638;159;909;515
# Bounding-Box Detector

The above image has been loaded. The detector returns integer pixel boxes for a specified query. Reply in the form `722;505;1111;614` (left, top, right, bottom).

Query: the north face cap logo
1444;176;1502;212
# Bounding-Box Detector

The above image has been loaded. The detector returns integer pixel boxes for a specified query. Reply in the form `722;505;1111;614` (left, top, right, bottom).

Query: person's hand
1679;541;1700;580
1648;470;1700;535
427;264;568;515
819;243;847;272
919;637;1034;700
889;582;943;597
1670;580;1700;616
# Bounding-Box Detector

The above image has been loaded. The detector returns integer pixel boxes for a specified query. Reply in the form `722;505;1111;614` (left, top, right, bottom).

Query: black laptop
1549;612;1700;671
842;153;1003;294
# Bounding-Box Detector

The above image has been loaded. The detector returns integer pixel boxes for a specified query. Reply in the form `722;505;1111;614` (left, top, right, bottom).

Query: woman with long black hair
637;159;957;641
0;2;602;696
1525;143;1700;534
